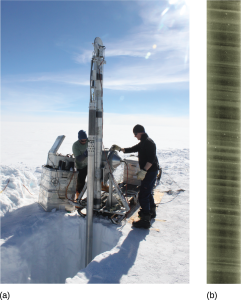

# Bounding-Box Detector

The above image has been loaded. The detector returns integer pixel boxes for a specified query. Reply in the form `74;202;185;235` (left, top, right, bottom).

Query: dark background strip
207;1;241;284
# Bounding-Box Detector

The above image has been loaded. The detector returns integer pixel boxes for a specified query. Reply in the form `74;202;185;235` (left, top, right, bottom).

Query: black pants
76;166;87;193
138;170;158;214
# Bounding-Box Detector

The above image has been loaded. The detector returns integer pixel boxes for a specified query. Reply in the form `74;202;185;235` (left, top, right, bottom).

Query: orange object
101;182;109;192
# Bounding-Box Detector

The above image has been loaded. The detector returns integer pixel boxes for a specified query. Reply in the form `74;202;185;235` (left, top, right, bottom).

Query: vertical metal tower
86;37;106;266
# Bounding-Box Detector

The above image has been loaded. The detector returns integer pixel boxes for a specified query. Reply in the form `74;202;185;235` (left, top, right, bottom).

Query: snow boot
138;209;144;218
133;213;151;229
138;205;156;219
150;204;157;219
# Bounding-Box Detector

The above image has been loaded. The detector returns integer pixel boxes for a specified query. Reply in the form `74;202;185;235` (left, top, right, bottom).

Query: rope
23;185;34;195
0;179;10;194
0;179;35;196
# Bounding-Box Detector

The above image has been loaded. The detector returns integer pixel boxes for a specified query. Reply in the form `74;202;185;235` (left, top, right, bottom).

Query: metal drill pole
94;38;105;209
85;37;105;266
86;103;95;266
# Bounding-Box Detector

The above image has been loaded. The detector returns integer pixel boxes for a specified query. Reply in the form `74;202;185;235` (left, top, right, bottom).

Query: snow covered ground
0;120;189;285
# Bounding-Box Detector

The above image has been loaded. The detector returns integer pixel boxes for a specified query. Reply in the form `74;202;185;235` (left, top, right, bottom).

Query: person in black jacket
113;124;159;229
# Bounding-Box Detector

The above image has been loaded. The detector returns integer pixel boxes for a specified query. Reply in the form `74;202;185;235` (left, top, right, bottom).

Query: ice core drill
86;37;106;266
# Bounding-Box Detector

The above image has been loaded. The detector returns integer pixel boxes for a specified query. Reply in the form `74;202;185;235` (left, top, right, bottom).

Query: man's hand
112;144;122;151
136;169;147;180
83;149;88;157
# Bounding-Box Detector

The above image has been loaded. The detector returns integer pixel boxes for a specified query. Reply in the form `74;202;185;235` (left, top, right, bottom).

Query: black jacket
124;133;159;172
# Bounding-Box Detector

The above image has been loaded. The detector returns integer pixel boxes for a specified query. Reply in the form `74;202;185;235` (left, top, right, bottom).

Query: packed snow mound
0;164;41;217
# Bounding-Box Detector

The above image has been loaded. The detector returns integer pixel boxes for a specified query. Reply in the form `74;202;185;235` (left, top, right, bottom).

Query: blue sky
1;0;189;122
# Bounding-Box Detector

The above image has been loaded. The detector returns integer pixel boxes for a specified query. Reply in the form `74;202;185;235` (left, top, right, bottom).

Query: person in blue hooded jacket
72;130;88;198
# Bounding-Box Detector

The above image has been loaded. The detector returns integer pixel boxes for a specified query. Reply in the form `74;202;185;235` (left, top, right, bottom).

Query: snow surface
1;121;189;284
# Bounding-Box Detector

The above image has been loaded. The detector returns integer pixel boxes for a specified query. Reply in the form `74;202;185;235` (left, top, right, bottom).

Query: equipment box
40;166;78;192
38;165;78;212
123;156;141;186
38;184;76;212
38;135;79;212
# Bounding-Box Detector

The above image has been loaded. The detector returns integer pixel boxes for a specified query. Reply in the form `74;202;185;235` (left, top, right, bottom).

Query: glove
136;169;147;180
112;144;121;151
83;149;88;157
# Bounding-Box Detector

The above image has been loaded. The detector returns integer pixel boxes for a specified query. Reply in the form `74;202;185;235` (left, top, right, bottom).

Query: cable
55;167;76;203
123;160;129;197
159;190;185;205
118;218;127;230
0;179;10;194
155;169;186;204
23;185;34;195
162;170;183;191
65;171;76;202
0;179;35;196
